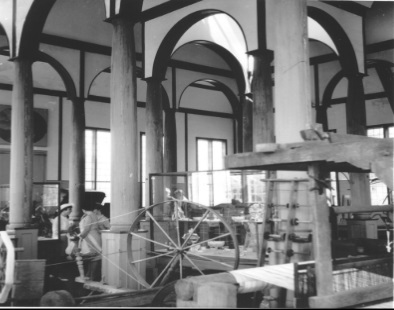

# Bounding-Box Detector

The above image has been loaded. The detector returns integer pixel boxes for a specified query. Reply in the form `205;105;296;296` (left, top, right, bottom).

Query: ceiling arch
308;6;359;75
179;78;239;116
36;51;77;100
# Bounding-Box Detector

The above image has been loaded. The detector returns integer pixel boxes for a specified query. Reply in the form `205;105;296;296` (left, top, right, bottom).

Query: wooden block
12;259;46;300
195;282;237;308
255;143;278;153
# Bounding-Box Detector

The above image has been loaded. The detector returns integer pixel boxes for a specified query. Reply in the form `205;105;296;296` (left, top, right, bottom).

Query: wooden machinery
174;131;393;308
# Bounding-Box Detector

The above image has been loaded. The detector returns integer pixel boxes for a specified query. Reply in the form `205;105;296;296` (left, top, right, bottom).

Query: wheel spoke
128;201;240;288
183;254;205;275
181;210;210;247
130;249;177;264
129;230;171;249
186;251;234;269
146;210;178;248
151;254;179;287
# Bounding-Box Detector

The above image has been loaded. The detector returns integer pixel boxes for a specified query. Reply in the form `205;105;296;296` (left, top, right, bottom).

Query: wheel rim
127;201;239;289
0;231;14;304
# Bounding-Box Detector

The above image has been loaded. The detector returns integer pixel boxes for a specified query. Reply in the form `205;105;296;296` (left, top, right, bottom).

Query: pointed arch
308;6;359;75
18;0;56;59
36;51;77;100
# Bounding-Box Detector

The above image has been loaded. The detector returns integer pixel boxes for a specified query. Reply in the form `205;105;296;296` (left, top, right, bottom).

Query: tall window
85;129;111;202
367;125;393;205
195;138;227;206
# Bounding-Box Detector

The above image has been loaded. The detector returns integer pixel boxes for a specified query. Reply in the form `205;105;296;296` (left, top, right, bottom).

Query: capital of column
247;49;274;61
7;56;34;65
342;71;367;80
104;13;139;25
142;76;167;83
239;93;253;100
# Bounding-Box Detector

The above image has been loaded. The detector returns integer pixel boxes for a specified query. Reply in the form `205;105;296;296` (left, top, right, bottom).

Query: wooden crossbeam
225;135;393;188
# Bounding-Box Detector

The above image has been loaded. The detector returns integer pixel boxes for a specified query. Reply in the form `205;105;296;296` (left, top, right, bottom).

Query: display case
0;182;61;238
147;170;271;262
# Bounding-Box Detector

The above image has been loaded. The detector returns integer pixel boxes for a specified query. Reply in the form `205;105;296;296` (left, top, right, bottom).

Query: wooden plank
333;205;393;214
308;282;394;309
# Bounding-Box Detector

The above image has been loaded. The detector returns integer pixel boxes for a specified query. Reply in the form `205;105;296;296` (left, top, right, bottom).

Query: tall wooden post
69;97;85;222
7;58;38;259
242;94;253;153
109;16;139;231
345;73;371;206
250;49;274;149
8;58;34;229
272;1;314;305
274;0;312;144
101;14;140;289
164;108;177;216
145;77;164;212
164;108;177;173
308;163;333;297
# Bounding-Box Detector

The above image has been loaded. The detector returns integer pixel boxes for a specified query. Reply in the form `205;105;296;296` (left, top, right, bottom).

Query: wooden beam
225;136;393;188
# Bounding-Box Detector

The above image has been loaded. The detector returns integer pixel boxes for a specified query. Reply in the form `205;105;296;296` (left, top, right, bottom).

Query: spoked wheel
0;231;15;304
127;201;239;289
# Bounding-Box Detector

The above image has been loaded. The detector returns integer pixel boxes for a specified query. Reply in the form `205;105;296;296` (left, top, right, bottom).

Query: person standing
93;203;110;231
52;203;73;239
52;203;73;259
78;205;102;281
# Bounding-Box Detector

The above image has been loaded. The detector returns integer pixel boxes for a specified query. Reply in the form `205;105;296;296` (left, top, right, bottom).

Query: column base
6;227;38;259
101;230;147;290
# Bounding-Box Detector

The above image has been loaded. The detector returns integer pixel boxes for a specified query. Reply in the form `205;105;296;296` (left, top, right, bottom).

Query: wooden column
145;77;164;212
69;97;85;222
250;49;274;149
101;14;141;289
8;58;34;229
274;0;312;144
164;108;177;173
308;163;333;296
241;95;253;153
345;73;371;206
110;16;139;230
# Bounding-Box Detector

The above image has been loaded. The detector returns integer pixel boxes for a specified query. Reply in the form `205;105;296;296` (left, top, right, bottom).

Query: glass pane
212;140;225;170
197;139;209;171
370;181;389;205
191;171;211;206
230;172;243;202
85;130;94;182
388;126;394;138
212;170;231;205
96;181;111;202
367;127;384;138
246;172;266;202
96;131;111;182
